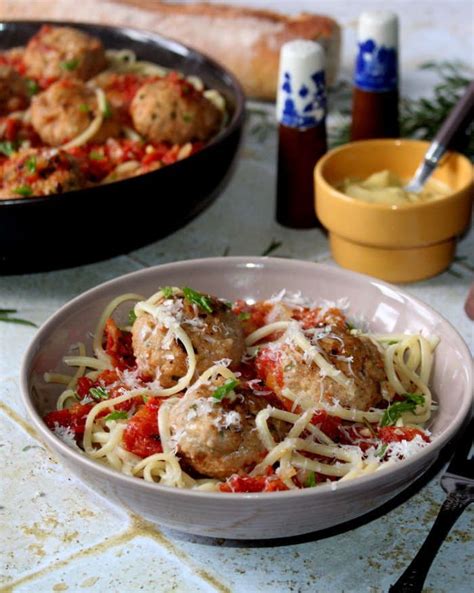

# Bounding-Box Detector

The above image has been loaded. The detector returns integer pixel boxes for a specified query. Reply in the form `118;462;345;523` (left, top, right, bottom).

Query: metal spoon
404;80;474;193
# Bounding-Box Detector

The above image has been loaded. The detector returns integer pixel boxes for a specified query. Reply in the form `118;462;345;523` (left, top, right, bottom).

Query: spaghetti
43;287;438;493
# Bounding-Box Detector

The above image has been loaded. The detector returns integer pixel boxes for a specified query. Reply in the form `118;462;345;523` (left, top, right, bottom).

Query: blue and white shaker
351;11;400;140
276;40;328;228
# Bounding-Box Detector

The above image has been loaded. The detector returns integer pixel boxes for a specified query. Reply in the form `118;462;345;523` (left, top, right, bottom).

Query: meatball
0;66;29;115
23;25;107;81
0;148;84;199
132;292;245;387
31;79;120;146
130;76;222;144
257;328;392;411
168;378;270;479
92;71;147;124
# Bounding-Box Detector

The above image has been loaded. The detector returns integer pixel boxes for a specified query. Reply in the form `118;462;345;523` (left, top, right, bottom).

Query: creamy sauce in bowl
338;170;451;205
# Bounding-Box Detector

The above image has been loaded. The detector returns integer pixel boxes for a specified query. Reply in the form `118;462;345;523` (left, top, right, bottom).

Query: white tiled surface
0;2;473;592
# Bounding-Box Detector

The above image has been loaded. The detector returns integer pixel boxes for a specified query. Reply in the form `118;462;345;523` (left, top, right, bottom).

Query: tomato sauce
103;318;136;370
122;397;163;458
220;468;288;493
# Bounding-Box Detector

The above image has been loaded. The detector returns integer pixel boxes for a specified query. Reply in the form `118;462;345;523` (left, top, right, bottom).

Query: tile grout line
0;405;232;593
127;513;232;593
124;253;150;269
0;530;137;593
0;401;43;442
1;514;231;593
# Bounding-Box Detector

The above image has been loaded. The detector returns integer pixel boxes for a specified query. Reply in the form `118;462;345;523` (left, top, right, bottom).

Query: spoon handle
406;81;474;192
433;80;474;153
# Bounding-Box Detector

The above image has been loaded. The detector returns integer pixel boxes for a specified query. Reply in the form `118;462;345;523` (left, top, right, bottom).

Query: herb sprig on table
331;61;474;158
0;308;37;327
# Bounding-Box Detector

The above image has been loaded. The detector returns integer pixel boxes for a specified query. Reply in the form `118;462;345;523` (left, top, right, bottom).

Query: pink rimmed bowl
20;257;472;539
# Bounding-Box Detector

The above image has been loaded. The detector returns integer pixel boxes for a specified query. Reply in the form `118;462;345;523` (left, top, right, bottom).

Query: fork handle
389;491;472;593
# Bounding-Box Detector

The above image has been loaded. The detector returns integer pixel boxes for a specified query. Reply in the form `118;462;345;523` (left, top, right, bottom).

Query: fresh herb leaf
26;79;40;96
79;103;91;113
305;471;317;488
161;286;174;299
0;313;37;327
128;308;137;324
182;113;193;123
61;58;79;71
105;411;128;422
89;386;109;400
238;312;251;321
13;185;33;197
102;98;112;119
375;444;388;457
183;287;213;314
0;308;37;327
89;151;104;160
261;239;282;256
0;141;16;157
387;340;399;346
25;155;37;173
380;393;425;427
330;61;474;159
212;379;239;401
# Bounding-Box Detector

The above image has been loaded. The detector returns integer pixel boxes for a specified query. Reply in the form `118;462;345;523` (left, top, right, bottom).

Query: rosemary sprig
400;61;473;156
330;61;474;158
0;308;37;327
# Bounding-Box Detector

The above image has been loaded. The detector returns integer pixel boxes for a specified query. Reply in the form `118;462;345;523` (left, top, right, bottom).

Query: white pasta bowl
20;257;472;539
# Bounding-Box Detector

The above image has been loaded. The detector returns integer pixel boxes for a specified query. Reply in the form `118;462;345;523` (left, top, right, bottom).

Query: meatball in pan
31;79;120;146
23;25;107;82
0;148;84;199
130;75;222;144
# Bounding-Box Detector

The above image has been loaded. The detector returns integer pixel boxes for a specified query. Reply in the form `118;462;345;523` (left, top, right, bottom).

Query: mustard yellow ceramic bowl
314;139;473;283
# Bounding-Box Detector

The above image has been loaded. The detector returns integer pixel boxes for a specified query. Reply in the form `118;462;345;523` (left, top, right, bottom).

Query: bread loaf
113;1;341;100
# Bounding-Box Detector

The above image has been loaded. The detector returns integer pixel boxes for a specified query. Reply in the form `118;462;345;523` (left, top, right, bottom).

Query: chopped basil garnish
102;99;112;119
61;58;79;71
238;312;251;321
212;379;239;401
182;113;193;123
128;308;137;324
375;444;388;457
183;287;213;314
79;103;91;113
89;386;109;400
13;185;33;197
305;471;317;488
380;393;425;427
25;155;37;173
89;151;104;160
161;286;174;299
105;411;128;422
0;141;16;157
387;340;399;345
26;79;40;96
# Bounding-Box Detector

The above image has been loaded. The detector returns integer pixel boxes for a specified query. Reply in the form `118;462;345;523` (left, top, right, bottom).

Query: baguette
112;1;341;100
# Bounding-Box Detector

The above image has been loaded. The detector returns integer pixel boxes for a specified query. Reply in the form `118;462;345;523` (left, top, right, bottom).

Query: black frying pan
0;21;245;274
